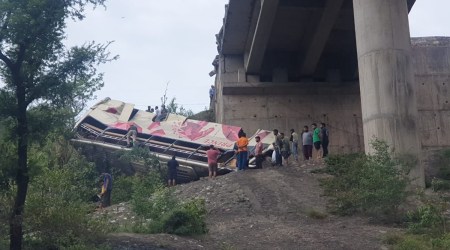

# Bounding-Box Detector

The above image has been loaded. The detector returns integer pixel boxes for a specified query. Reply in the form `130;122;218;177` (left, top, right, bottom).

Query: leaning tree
0;1;116;249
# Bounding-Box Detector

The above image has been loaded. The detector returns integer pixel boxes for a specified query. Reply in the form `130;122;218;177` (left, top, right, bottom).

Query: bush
130;184;207;236
105;142;208;236
0;190;13;248
131;172;166;217
111;175;135;204
306;209;328;220
392;235;432;250
428;149;450;191
432;234;450;249
387;233;450;250
7;135;110;249
146;198;207;235
435;150;450;180
25;165;109;249
407;204;447;235
320;139;411;218
431;178;450;192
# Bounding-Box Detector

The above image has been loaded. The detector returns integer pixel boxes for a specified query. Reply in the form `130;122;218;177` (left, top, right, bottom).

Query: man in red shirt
206;145;221;179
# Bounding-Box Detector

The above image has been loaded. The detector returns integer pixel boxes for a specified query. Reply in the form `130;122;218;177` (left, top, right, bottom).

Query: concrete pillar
353;0;424;185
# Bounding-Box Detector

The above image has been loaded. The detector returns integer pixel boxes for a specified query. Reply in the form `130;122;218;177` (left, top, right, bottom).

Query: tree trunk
10;85;29;250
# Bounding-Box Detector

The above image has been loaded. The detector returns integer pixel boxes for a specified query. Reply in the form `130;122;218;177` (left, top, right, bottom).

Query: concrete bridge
212;0;450;185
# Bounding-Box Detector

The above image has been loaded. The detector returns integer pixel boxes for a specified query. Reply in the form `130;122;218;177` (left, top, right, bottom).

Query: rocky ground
100;159;402;250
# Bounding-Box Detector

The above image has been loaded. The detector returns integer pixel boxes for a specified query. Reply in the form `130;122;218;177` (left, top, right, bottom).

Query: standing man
254;136;264;169
126;124;138;147
312;123;322;159
206;145;221;179
320;123;330;157
236;132;249;170
209;85;215;109
280;133;291;166
99;173;112;209
153;106;160;122
302;126;313;161
160;104;168;121
167;155;179;186
290;129;299;162
272;129;283;166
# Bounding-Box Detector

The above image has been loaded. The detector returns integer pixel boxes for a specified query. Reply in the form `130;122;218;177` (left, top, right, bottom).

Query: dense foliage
319;139;411;218
0;0;116;248
0;135;109;249
430;149;450;191
117;148;208;236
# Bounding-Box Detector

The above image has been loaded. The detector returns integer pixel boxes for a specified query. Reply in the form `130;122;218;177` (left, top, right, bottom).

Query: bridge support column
353;0;423;185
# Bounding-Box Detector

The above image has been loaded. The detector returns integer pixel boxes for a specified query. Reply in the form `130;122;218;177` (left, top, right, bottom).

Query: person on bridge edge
209;85;215;106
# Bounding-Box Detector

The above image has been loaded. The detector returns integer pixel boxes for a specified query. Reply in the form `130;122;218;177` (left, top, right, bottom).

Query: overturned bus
72;98;275;183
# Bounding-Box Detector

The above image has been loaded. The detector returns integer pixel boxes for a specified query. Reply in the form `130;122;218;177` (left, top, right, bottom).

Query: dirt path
105;161;400;249
194;164;395;250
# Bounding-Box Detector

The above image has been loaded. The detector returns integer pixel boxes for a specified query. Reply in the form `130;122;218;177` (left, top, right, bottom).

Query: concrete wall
215;55;364;154
413;37;450;150
412;37;450;180
215;37;450;157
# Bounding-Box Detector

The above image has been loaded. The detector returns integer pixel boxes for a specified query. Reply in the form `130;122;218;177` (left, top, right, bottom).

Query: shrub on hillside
131;172;166;217
427;149;450;191
23;136;109;249
0;190;13;249
116;143;208;236
435;149;450;180
111;175;135;204
407;203;447;235
131;185;207;236
148;198;207;235
320;139;411;218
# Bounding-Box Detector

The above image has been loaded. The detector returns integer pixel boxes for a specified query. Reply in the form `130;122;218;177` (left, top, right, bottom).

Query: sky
65;0;229;113
61;0;450;113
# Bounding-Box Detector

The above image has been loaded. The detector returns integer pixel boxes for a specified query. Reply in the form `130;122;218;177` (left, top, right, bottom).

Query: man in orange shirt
236;132;249;170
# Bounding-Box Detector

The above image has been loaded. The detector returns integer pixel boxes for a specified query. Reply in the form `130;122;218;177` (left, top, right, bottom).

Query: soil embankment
105;161;399;249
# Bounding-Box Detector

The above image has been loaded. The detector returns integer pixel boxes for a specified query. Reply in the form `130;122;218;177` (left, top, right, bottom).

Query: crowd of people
271;123;329;167
165;123;331;186
234;123;330;170
147;104;168;122
97;123;330;206
125;104;169;147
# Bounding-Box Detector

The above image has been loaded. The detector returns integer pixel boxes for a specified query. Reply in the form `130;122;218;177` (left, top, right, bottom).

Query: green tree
166;97;194;117
0;1;116;249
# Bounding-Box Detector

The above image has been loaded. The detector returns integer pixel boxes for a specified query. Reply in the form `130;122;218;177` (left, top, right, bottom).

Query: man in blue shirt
209;85;215;109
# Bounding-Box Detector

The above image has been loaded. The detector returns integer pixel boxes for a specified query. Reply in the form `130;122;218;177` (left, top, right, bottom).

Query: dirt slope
106;161;399;250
